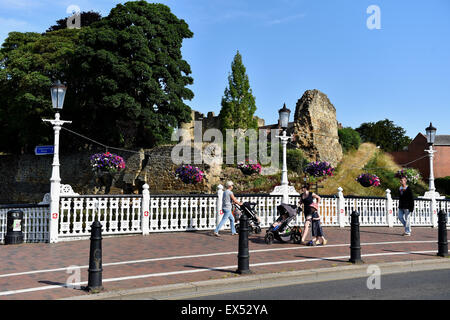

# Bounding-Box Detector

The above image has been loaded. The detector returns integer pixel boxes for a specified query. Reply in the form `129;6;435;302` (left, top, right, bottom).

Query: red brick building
390;133;450;179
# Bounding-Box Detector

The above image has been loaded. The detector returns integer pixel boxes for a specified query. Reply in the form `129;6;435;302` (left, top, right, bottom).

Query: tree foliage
219;51;257;132
338;127;361;153
0;1;194;154
356;119;411;152
0;29;81;153
70;1;194;149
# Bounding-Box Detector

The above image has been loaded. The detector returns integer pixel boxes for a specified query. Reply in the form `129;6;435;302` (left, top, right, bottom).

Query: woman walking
398;176;415;236
214;181;242;237
298;184;321;245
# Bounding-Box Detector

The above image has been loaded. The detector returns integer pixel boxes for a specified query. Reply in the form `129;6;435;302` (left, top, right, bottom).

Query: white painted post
337;187;345;228
386;189;394;227
216;184;224;227
43;112;71;243
431;194;438;228
141;183;150;235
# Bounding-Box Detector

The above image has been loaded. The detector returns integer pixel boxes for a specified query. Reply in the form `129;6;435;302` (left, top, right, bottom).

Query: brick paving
0;226;445;300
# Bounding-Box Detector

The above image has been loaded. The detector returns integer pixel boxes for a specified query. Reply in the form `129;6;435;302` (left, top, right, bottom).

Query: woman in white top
214;181;243;237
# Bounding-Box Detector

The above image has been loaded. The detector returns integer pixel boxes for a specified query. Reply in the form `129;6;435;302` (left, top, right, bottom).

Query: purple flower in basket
304;161;334;177
356;173;380;187
175;165;205;184
237;159;262;175
90;152;126;173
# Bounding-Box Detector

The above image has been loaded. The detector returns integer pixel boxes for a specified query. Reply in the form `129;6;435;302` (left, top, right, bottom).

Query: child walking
309;202;327;246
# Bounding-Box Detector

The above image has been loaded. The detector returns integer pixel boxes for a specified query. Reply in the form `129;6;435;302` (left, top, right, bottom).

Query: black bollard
86;220;103;292
437;210;449;258
236;214;252;274
349;211;364;264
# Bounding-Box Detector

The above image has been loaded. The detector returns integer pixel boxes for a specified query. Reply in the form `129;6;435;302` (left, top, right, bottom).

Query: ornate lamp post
43;81;72;243
271;104;299;203
420;122;443;228
279;104;291;190
425;122;437;195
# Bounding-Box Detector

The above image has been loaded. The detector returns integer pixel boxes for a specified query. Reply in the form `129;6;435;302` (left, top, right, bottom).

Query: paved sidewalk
0;226;447;300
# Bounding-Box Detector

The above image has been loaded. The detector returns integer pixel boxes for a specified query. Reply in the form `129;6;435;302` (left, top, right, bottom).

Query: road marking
0;250;438;297
0;240;436;279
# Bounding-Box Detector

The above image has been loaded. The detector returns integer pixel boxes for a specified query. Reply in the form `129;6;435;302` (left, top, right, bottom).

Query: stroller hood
278;203;297;218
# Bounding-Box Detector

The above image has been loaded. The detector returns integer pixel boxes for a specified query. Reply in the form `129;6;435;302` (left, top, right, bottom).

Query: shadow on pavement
382;249;437;257
294;254;347;264
183;264;236;274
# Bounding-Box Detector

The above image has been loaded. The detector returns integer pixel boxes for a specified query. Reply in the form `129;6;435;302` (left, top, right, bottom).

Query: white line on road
0;250;437;297
0;240;436;279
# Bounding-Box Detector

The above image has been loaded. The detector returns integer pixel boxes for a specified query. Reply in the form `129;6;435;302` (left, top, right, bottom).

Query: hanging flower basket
175;165;205;184
304;161;334;178
237;159;262;175
394;168;421;185
356;173;380;188
90;152;126;174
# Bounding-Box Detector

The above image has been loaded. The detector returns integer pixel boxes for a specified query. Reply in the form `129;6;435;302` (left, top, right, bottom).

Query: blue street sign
35;145;54;155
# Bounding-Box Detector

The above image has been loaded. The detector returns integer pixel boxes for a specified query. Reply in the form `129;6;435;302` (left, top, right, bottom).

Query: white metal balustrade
0;205;49;243
1;187;449;243
58;195;143;240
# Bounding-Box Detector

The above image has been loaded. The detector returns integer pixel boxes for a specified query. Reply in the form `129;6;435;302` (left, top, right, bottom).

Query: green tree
70;1;194;148
286;148;308;173
356;119;411;152
0;1;194;153
338;127;361;153
0;29;81;153
219;51;257;131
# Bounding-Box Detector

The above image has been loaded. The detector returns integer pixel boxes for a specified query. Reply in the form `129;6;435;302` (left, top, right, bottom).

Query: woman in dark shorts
298;184;321;245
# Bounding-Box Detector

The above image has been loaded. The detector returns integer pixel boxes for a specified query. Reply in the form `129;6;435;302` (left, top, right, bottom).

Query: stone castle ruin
292;89;343;166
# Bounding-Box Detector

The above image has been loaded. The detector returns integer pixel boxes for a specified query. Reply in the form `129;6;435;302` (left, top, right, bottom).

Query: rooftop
435;135;450;146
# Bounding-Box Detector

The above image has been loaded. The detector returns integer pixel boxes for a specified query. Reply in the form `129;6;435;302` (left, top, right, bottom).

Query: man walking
398;176;415;236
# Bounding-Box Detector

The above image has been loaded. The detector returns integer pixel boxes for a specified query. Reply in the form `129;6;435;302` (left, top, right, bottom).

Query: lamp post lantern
270;104;299;203
425;122;437;194
43;80;72;243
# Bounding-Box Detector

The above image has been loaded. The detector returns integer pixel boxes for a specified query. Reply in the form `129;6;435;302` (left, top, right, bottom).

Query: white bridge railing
0;204;49;243
1;185;449;243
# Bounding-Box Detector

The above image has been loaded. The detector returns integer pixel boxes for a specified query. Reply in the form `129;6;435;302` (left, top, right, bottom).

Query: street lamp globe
50;80;67;110
425;122;436;146
278;103;291;131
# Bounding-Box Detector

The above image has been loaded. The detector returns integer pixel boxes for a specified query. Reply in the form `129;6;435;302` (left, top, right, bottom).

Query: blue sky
1;0;449;138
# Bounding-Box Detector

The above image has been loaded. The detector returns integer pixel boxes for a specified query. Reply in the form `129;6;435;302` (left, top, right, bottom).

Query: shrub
286;149;309;173
436;177;450;196
363;152;426;197
338;127;361;153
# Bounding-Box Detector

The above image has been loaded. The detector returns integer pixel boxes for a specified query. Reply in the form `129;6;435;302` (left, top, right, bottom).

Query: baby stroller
264;203;302;245
233;202;262;234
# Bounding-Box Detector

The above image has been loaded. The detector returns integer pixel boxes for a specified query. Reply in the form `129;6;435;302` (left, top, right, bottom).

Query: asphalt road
191;268;450;300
